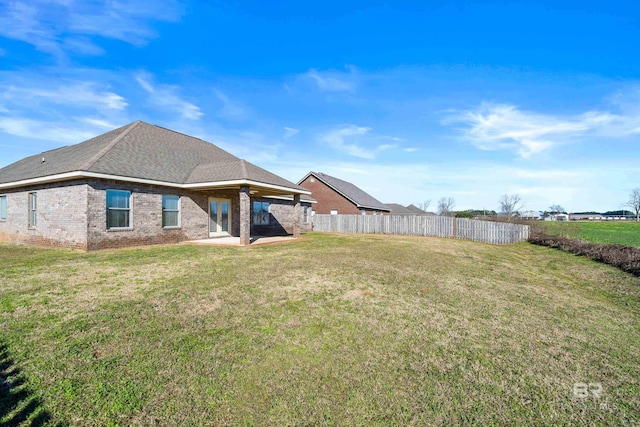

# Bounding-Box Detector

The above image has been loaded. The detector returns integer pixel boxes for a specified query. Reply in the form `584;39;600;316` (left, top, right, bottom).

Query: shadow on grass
0;343;61;427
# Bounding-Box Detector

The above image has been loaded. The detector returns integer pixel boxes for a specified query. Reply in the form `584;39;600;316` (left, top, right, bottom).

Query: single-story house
385;203;435;216
520;210;543;220
0;121;314;250
298;172;390;215
569;213;603;221
544;213;569;222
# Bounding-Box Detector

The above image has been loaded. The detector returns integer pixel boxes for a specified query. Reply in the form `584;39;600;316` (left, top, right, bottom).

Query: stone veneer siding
0;178;309;250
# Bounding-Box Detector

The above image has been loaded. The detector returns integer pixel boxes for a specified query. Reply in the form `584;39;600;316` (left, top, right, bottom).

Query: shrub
529;229;640;276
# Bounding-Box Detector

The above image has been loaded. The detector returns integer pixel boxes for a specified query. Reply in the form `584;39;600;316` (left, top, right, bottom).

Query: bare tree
626;188;640;222
498;194;523;219
437;197;455;216
548;204;565;214
417;200;431;212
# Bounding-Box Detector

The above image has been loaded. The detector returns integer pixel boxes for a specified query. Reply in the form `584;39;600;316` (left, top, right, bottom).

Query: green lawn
535;221;640;247
1;233;639;426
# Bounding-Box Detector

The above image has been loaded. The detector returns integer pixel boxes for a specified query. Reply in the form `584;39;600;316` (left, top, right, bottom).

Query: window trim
253;201;270;225
303;206;310;224
106;189;132;230
28;192;37;228
0;195;6;221
330;209;338;215
162;195;181;228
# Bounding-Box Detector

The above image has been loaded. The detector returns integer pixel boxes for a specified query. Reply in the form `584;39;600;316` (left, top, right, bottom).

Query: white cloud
75;117;119;129
304;67;358;92
0;0;183;57
445;96;640;158
319;125;404;159
135;76;154;93
0;77;129;146
319;125;376;159
0;117;101;143
61;37;104;55
213;89;247;120
2;83;127;110
136;73;203;120
283;127;299;139
445;103;587;158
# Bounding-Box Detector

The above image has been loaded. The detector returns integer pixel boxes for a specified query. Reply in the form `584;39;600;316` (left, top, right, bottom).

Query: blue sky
1;0;639;212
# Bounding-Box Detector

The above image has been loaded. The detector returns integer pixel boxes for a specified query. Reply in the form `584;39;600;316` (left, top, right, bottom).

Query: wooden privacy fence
312;215;530;244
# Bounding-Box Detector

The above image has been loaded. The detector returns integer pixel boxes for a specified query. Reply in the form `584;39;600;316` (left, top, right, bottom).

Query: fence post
453;216;457;239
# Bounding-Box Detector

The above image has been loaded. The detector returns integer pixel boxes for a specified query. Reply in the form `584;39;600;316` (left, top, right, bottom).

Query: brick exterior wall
251;196;313;236
0;180;89;249
298;175;387;215
0;178;310;250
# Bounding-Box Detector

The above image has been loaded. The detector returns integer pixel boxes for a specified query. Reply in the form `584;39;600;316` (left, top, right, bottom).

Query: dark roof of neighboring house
405;204;428;214
385;203;417;214
298;171;390;211
0;121;308;194
385;203;435;215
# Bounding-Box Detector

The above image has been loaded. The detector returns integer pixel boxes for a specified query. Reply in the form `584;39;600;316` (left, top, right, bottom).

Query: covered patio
187;179;311;246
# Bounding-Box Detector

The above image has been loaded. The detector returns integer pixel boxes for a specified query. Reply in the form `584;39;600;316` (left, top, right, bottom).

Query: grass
535;221;640;247
0;233;639;426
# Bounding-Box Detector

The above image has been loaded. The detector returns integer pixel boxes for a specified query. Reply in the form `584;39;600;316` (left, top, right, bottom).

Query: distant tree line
417;188;640;222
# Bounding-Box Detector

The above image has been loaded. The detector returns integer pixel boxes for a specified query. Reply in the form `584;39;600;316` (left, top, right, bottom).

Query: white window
0;195;6;221
106;189;131;229
253;201;270;225
360;209;366;215
303;206;310;223
330;209;338;215
162;195;180;228
28;192;37;227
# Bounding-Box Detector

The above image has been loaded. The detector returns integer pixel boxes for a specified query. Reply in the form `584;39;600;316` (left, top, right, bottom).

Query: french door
209;198;231;237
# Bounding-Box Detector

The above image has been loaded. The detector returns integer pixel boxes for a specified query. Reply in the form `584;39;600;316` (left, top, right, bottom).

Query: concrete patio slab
184;235;297;246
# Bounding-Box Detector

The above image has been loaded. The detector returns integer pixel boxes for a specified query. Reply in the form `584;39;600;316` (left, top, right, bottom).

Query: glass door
209;198;231;237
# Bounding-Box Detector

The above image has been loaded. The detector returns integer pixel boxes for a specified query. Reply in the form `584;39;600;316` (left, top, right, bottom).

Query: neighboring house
545;213;569;222
385;203;417;215
405;204;436;216
298;172;390;215
385;203;435;216
0;121;313;250
569;213;603;221
520;210;542;220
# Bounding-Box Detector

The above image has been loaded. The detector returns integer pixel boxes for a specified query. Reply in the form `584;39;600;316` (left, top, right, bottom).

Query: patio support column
239;186;251;246
293;193;301;238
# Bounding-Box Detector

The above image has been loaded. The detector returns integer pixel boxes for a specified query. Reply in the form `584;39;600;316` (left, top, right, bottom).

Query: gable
299;172;389;211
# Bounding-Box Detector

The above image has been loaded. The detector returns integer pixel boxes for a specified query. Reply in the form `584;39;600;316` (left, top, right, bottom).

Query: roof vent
41;156;45;163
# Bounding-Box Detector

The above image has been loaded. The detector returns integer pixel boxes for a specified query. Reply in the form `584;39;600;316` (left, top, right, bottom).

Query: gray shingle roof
0;121;306;192
385;203;418;214
300;172;390;211
406;205;435;215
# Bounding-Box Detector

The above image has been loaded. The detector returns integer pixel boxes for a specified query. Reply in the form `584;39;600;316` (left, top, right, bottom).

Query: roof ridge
81;121;141;171
146;123;208;142
240;159;248;179
308;171;389;211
